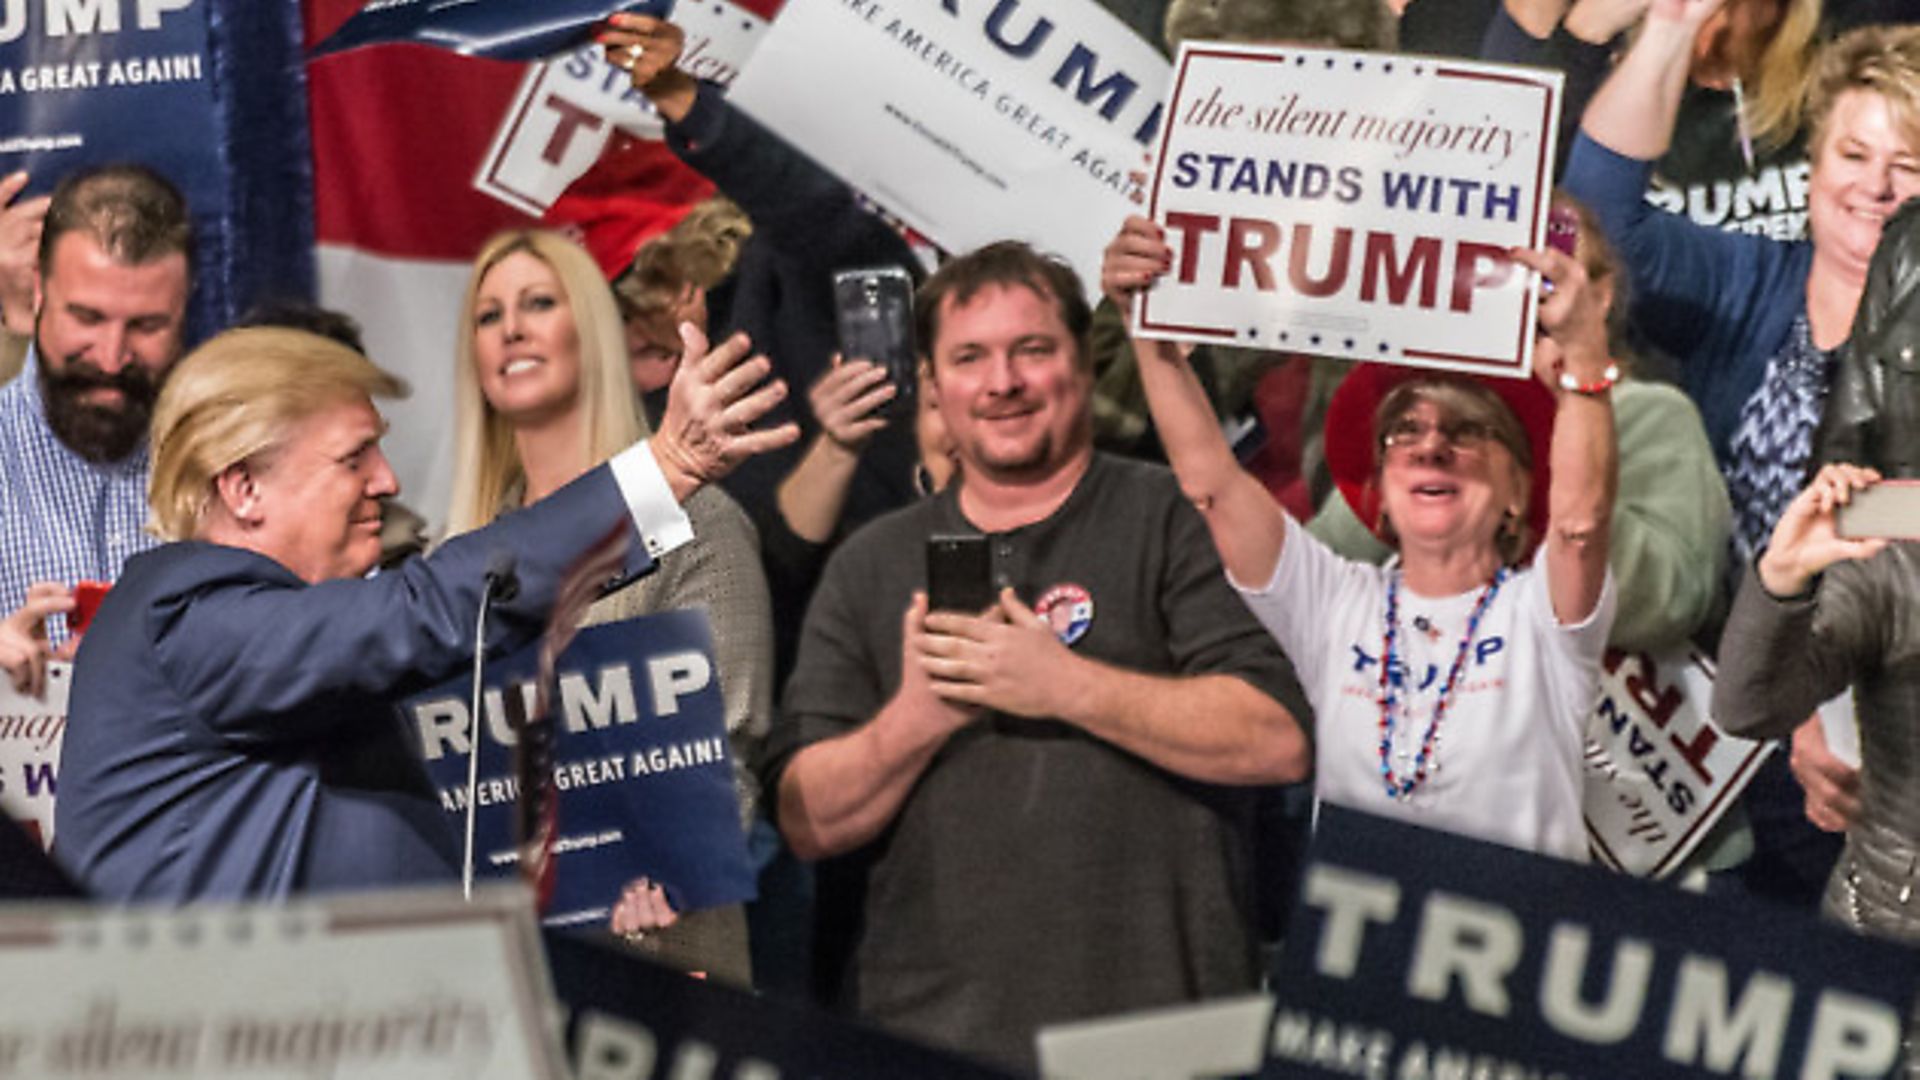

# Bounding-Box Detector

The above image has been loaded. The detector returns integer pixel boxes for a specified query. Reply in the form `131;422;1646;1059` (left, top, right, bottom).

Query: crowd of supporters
4;0;1920;1073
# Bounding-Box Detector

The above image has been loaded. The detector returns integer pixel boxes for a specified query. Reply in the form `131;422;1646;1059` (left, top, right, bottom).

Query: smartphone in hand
1837;480;1920;540
926;535;994;613
834;267;916;420
69;580;110;636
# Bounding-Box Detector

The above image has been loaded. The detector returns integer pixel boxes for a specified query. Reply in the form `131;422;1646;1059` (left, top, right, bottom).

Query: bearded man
0;164;191;695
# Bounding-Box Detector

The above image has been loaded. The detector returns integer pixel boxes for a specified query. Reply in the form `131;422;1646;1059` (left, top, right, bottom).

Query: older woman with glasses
1103;221;1619;860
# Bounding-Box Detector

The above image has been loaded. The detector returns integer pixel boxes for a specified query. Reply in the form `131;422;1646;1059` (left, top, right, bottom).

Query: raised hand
0;172;50;336
1100;214;1172;311
1510;244;1610;389
650;323;800;503
599;14;696;121
811;356;895;451
1757;464;1888;598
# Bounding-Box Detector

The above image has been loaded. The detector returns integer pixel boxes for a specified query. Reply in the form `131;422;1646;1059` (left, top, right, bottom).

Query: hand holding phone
809;358;896;451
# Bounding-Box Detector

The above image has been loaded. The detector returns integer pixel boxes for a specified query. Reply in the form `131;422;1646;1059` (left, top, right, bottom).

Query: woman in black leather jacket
1817;197;1920;475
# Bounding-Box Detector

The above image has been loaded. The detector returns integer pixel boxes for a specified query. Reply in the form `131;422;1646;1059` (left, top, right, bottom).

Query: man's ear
918;356;938;408
212;461;263;526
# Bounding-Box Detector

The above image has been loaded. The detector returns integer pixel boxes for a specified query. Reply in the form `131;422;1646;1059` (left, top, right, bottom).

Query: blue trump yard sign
405;610;754;929
1267;805;1920;1080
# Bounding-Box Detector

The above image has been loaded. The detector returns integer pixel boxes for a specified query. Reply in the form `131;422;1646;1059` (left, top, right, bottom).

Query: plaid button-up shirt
0;348;157;646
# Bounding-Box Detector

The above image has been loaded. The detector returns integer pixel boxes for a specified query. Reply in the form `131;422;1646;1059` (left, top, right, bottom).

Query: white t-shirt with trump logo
1236;516;1615;862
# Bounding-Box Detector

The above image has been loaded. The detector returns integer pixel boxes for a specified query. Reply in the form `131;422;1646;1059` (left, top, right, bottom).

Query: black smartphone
926;535;994;613
833;267;916;420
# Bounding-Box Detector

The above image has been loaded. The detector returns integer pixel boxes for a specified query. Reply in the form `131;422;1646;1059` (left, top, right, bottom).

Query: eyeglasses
1380;416;1494;456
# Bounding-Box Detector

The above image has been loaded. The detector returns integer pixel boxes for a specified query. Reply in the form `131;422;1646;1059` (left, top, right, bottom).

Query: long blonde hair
446;229;646;536
1742;0;1825;150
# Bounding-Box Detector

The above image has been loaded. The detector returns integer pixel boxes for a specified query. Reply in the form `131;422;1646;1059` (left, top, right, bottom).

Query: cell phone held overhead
1837;480;1920;540
833;267;916;420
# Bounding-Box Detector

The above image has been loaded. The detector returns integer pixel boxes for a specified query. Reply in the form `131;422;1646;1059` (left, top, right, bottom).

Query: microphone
483;550;519;603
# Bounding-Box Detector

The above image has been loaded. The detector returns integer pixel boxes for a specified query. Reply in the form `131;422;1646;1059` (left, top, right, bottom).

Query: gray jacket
1715;551;1920;941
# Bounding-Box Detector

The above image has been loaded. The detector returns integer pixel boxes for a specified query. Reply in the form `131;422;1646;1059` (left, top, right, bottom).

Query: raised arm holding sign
1107;211;1618;862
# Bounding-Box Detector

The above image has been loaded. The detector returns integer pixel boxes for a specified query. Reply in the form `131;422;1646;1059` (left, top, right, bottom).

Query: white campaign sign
1584;647;1773;878
0;888;566;1078
1139;44;1561;379
0;660;67;850
726;0;1168;297
474;0;769;216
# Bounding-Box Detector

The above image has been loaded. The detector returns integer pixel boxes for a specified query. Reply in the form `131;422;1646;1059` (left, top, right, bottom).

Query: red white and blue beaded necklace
1377;567;1507;800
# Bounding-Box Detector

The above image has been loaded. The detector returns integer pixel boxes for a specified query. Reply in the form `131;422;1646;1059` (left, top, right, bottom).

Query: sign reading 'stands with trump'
1140;44;1561;381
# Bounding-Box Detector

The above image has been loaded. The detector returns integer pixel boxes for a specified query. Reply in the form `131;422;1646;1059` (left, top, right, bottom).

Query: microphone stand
463;555;517;900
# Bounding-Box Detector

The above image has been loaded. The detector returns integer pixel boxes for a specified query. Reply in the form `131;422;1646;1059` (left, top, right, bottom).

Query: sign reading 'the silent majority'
1140;44;1560;379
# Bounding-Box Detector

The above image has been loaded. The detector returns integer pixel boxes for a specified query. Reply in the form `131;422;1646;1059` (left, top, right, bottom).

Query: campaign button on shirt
1035;583;1093;646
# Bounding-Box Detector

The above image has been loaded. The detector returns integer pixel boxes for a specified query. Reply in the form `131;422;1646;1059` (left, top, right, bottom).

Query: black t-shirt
771;453;1307;1072
1648;86;1811;242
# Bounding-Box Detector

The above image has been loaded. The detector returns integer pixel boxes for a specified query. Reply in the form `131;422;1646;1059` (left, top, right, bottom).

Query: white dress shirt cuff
610;441;694;558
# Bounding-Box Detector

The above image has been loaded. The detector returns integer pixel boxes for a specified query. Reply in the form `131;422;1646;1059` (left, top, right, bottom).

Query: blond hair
446;229;646;536
1743;0;1825;149
1799;24;1920;160
614;196;750;347
148;328;407;541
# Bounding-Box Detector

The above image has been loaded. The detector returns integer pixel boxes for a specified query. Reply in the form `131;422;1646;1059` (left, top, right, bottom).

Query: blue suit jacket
52;463;652;902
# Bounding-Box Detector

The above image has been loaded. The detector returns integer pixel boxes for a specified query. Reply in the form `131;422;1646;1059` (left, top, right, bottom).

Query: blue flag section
543;930;1021;1079
0;0;314;341
312;0;671;61
1267;806;1920;1080
404;610;754;928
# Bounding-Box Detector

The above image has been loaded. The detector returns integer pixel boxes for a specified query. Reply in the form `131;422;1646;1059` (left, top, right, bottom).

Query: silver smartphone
833;267;916;420
1837;480;1920;540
